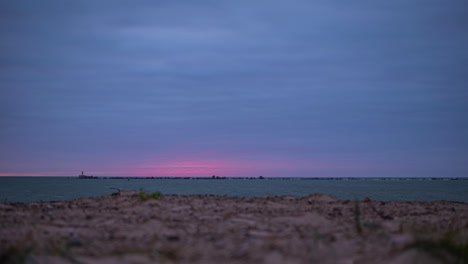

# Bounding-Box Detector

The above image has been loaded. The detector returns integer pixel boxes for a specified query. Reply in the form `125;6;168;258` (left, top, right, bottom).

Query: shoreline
1;191;467;263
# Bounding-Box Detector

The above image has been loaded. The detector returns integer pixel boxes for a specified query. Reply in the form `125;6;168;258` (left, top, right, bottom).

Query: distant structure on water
78;171;98;179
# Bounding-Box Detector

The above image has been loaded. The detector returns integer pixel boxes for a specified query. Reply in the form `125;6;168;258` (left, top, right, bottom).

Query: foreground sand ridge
1;191;467;263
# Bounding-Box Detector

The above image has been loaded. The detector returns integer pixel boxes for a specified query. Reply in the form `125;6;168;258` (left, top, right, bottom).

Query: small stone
166;235;179;241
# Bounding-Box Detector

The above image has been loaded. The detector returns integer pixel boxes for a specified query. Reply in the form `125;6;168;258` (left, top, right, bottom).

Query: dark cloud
1;0;467;176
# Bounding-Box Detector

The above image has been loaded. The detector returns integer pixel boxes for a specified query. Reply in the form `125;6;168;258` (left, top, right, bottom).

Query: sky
1;0;467;177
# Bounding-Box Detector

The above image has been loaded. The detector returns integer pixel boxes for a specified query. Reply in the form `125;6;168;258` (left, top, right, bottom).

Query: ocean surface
0;177;467;203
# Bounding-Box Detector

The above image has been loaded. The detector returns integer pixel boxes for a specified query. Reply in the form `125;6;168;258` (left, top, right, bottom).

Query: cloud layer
1;0;467;176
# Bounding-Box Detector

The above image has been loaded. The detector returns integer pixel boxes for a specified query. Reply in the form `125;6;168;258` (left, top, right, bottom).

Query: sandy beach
1;191;467;264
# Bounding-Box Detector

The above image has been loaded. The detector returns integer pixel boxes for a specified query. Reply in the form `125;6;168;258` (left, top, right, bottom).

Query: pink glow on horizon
119;154;369;177
0;149;384;177
89;156;281;177
128;158;254;176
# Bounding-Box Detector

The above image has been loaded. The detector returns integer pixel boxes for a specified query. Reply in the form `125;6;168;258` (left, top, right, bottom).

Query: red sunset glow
0;154;376;177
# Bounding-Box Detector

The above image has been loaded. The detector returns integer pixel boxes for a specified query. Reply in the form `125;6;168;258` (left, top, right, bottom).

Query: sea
0;177;467;203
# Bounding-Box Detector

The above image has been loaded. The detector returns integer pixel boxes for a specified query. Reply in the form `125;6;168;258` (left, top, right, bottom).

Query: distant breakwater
77;176;467;180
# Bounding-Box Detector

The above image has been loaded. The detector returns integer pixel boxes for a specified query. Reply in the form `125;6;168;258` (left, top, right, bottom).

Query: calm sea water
0;177;467;203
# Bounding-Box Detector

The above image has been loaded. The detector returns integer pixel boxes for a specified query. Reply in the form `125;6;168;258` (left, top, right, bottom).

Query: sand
1;191;467;264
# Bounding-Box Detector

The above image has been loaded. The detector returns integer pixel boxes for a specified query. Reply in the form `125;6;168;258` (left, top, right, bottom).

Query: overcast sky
1;0;467;177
